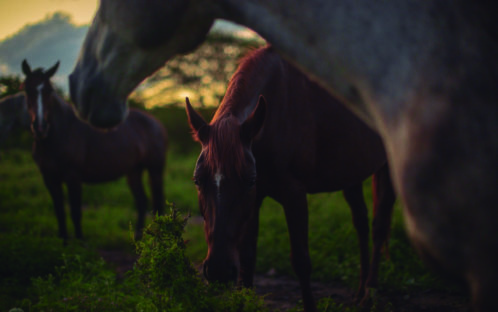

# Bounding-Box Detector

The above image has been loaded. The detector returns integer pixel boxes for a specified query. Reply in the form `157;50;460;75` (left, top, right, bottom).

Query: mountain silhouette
0;12;88;91
0;12;257;95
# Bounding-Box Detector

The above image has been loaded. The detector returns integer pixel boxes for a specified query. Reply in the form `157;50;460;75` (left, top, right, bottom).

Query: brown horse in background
186;46;396;311
22;60;167;242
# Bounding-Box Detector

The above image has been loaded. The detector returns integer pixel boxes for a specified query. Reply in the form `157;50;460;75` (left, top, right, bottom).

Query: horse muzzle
202;258;239;285
31;122;49;140
69;70;128;129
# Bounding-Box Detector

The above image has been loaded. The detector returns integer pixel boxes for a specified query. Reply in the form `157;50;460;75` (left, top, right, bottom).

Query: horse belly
77;143;141;183
306;143;386;193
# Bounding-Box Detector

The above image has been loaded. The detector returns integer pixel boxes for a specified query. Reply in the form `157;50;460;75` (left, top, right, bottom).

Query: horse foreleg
342;184;370;301
367;164;395;294
42;175;67;242
127;169;148;239
281;189;316;312
238;194;264;288
67;182;83;239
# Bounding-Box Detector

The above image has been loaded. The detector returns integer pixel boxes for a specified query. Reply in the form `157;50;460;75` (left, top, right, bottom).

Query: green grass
0;146;266;311
0;141;465;311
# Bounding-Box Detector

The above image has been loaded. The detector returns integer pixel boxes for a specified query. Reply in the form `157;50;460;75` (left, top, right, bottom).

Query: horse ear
241;95;266;143
45;61;60;78
22;59;31;76
185;97;209;143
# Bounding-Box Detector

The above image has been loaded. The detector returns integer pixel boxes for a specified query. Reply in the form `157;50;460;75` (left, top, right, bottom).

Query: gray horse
69;1;498;311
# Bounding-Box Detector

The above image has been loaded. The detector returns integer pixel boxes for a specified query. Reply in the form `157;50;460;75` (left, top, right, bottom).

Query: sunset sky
0;0;98;40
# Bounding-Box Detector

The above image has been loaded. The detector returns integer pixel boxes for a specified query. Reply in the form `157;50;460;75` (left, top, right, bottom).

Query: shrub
27;205;267;312
132;204;267;312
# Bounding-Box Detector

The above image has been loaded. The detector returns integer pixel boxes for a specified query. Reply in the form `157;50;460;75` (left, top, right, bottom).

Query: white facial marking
36;83;44;124
214;170;224;190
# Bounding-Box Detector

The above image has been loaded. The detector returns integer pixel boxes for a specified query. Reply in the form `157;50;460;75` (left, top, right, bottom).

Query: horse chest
31;140;63;168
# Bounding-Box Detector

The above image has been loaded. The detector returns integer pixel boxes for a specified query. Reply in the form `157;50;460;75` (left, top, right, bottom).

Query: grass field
0;108;468;311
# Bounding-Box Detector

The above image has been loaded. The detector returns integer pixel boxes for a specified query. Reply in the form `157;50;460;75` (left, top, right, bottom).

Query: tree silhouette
132;33;264;108
0;75;23;99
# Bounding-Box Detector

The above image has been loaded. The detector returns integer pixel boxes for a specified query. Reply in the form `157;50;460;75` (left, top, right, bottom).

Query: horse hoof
358;287;378;307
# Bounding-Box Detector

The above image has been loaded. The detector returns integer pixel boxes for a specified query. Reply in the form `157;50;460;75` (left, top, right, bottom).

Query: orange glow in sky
0;0;98;40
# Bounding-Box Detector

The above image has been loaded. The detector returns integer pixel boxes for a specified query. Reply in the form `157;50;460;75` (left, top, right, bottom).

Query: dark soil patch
251;272;469;312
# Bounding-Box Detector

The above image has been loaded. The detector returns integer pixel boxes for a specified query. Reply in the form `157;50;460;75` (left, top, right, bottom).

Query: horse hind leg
67;182;83;239
147;163;165;216
126;169;148;239
342;184;370;301
364;164;395;301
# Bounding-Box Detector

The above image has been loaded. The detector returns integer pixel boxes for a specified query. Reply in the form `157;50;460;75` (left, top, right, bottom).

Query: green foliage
31;251;143;311
10;204;266;312
132;33;264;108
133;206;197;296
0;75;23;97
0;146;464;311
132;205;267;312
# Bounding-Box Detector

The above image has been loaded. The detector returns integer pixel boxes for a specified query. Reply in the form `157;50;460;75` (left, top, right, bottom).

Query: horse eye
192;177;200;186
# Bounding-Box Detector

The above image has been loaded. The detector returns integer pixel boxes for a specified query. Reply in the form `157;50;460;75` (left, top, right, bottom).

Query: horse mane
205;114;245;178
203;45;282;178
52;92;71;109
212;45;282;122
46;90;80;126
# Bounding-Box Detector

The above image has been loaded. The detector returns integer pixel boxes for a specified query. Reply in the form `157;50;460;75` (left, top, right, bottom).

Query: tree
0;75;22;99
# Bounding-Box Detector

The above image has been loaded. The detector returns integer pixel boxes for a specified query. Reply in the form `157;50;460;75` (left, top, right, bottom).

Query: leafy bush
25;205;267;312
32;252;144;311
132;205;267;312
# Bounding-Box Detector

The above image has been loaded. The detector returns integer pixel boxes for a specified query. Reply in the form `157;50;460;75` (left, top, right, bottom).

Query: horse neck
212;46;284;123
45;93;77;136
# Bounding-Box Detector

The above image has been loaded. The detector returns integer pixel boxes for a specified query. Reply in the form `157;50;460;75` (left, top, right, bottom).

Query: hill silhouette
0;12;87;90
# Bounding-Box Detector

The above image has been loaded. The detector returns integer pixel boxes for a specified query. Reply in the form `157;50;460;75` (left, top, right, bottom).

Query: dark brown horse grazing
185;46;396;311
22;60;167;242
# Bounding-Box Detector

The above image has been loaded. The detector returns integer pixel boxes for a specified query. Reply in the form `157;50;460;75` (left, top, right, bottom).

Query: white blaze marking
214;170;223;191
36;84;44;124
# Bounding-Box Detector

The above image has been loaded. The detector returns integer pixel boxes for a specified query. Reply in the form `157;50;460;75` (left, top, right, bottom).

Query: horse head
69;0;215;129
21;60;59;140
186;96;266;284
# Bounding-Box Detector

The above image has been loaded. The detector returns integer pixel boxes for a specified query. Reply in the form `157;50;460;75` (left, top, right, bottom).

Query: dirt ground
252;272;469;312
99;250;470;312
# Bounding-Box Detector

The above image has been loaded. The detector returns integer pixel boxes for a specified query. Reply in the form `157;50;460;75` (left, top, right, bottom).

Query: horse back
35;105;167;184
81;109;167;181
254;58;387;193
